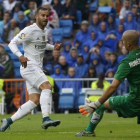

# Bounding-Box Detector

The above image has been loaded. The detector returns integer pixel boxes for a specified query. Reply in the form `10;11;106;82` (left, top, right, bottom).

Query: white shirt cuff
14;51;23;57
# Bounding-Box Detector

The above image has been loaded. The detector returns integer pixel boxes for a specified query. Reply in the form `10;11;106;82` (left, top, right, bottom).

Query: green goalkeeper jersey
114;48;140;105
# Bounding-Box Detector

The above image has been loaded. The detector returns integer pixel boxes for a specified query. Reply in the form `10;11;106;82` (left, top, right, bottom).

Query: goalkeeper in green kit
76;30;140;137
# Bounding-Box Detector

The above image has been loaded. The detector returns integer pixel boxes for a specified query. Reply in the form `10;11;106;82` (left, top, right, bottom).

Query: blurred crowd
0;0;139;88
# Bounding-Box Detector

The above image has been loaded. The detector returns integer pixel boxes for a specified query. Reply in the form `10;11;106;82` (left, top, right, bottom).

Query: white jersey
8;23;54;67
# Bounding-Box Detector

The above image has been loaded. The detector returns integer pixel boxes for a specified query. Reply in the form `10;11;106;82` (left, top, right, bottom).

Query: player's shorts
109;96;140;118
20;64;48;94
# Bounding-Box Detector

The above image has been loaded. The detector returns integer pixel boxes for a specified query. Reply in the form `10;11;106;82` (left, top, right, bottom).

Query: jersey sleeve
8;27;33;57
114;61;130;82
46;43;54;50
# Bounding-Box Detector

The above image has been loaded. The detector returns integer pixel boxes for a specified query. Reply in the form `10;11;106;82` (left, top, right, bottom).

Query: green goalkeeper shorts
109;96;140;119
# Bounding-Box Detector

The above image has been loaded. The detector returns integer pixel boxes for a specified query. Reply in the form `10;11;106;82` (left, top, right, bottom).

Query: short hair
68;67;75;72
29;0;35;3
10;19;17;24
131;37;139;46
35;6;48;16
104;51;111;56
92;13;99;17
119;23;124;26
4;11;10;16
94;44;100;47
110;52;117;57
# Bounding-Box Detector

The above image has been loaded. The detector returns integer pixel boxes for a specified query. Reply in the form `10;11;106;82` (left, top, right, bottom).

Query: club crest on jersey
42;36;45;41
18;33;25;39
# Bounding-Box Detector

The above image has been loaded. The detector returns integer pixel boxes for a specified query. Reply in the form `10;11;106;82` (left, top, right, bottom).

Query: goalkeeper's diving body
76;30;140;137
0;6;62;132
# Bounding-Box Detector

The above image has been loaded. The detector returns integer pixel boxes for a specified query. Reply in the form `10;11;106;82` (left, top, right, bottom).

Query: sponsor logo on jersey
35;44;46;50
136;52;140;55
129;58;140;68
18;33;25;39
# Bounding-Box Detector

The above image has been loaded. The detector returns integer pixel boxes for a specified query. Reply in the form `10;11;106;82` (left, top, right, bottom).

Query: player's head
29;0;35;10
35;6;49;29
59;56;66;66
122;30;139;51
3;12;10;22
68;67;76;77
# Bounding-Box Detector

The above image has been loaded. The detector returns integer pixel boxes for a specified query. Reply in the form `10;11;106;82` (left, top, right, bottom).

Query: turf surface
0;113;140;140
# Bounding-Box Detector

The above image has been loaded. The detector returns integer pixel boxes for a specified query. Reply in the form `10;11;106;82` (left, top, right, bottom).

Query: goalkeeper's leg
85;104;106;132
76;100;113;136
86;100;113;132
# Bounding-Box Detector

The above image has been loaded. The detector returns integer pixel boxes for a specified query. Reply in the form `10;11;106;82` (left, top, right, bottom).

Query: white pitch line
59;132;75;134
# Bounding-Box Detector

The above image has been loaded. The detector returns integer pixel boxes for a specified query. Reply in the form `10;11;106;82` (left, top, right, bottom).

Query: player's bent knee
103;100;113;110
39;81;52;91
29;94;40;105
32;100;40;105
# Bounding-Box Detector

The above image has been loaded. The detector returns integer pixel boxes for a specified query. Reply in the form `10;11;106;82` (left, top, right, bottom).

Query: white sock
40;89;51;118
11;100;37;122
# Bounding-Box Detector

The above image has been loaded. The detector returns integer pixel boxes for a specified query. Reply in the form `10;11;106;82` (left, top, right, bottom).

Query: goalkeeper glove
79;98;102;117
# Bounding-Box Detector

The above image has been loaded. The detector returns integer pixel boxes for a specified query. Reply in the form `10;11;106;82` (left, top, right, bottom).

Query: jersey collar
34;23;47;32
129;48;140;55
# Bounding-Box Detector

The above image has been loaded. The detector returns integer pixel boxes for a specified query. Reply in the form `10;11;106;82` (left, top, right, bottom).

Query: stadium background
0;0;139;113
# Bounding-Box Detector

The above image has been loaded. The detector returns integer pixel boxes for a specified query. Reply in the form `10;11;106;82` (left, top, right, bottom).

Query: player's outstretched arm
98;78;121;104
46;41;62;50
79;78;121;116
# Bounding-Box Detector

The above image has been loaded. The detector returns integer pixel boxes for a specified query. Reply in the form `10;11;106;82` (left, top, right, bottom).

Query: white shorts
20;64;48;94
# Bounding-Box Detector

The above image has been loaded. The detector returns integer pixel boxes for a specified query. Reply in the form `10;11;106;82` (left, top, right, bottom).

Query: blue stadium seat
74;10;82;25
77;93;85;108
59;20;73;37
52;28;63;44
9;53;19;61
98;6;112;13
13;61;21;68
75;88;91;108
4;45;24;54
58;93;74;109
4;46;12;53
89;0;99;11
14;68;22;78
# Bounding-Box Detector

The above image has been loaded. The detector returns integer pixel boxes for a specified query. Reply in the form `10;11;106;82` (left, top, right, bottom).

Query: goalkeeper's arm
98;78;121;104
79;78;121;116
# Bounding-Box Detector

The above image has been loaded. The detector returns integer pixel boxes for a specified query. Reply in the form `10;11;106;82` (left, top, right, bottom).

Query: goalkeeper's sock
86;104;106;132
40;89;51;118
11;100;37;122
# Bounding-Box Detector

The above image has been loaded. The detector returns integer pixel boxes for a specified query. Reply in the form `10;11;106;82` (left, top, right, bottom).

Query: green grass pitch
0;113;140;140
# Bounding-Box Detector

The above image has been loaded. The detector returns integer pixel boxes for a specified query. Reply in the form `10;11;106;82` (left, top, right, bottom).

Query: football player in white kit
0;6;62;132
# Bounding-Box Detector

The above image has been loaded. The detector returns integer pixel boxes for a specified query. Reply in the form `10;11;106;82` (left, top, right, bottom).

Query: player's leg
76;100;113;137
10;93;40;122
39;81;60;129
0;90;40;132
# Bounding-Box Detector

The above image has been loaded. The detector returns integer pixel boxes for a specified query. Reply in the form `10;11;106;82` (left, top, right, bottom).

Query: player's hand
79;98;101;117
19;55;30;68
79;103;96;117
54;40;62;50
